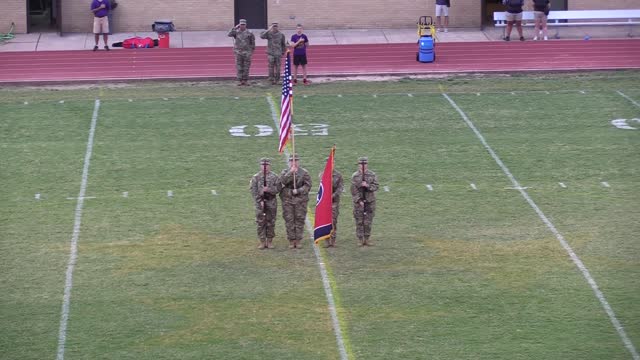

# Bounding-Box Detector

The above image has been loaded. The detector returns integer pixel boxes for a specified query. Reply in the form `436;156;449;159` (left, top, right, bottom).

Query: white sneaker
543;36;548;40
533;36;538;41
444;28;448;33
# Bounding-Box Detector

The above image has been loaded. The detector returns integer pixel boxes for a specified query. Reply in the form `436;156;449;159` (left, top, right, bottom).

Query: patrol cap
239;19;247;25
272;22;279;26
288;153;300;161
357;156;368;164
259;157;271;165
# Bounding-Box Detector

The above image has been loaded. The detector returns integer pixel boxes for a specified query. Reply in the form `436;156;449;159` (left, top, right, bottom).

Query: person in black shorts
290;24;310;85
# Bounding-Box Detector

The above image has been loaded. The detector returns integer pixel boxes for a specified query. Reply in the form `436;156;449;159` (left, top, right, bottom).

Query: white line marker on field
476;93;481;96
66;196;96;200
59;100;64;104
122;191;128;198
128;99;133;102
337;94;342;98
506;186;529;190
57;99;101;360
35;193;41;200
511;92;516;95
211;189;218;196
373;94;378;98
167;190;173;198
470;183;477;190
266;94;348;360
443;93;640;360
24;101;29;105
616;90;640;108
383;185;390;192
199;97;204;101
579;90;586;94
559;182;567;188
545;91;550;95
426;184;433;191
601;181;610;188
408;93;413;97
234;96;239;100
163;97;168;101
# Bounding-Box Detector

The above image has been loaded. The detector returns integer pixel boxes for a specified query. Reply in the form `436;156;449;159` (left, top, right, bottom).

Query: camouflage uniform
249;158;281;249
260;24;287;84
279;154;312;249
319;168;344;247
351;157;379;246
228;20;256;83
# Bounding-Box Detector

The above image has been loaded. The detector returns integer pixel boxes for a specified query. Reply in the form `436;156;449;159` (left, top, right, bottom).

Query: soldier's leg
273;57;282;83
330;204;339;246
235;54;243;82
282;203;296;248
364;203;376;245
266;204;277;248
243;55;252;82
255;207;267;249
267;55;276;82
353;206;365;246
293;204;308;248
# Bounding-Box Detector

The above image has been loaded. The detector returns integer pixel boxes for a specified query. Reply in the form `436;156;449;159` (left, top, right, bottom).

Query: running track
1;40;639;84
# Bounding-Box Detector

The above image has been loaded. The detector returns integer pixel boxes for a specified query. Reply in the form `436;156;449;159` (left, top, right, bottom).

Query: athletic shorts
293;54;307;66
533;11;547;20
435;4;449;17
505;12;523;22
93;16;109;34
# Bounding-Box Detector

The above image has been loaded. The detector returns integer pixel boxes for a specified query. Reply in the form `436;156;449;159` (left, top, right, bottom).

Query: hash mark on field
601;181;610;188
511;92;516;95
303;95;308;98
234;97;239;100
470;183;478;190
426;184;433;191
545;91;550;95
559;182;567;188
35;193;41;200
407;93;413;97
24;101;29;105
162;98;168;101
211;189;218;196
128;99;133;102
167;190;173;198
579;90;586;94
59;100;64;104
337;94;343;98
476;93;480;96
444;93;640;360
199;97;204;101
383;186;390;192
373;94;377;98
122;191;128;198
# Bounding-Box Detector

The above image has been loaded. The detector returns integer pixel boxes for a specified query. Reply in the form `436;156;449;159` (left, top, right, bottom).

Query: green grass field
1;72;639;360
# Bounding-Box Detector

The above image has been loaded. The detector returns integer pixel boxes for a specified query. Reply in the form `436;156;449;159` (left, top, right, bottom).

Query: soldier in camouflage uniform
351;157;379;246
259;23;287;85
279;153;312;249
228;19;256;86
249;158;280;249
319;161;344;247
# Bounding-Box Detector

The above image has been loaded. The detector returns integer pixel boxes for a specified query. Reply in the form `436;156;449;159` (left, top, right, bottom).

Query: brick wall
0;0;26;34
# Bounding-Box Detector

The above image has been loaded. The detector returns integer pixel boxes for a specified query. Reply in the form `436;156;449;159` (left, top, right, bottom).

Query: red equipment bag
122;37;155;49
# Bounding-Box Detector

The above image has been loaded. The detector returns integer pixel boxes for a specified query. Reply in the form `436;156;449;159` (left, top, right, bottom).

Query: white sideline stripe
443;93;640;360
426;184;433;191
57;99;100;360
616;90;640;108
601;181;611;188
470;183;477;190
266;95;348;360
559;182;567;188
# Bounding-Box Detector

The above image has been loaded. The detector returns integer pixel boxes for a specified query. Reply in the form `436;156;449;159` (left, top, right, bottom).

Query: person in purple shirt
90;0;111;51
290;24;309;85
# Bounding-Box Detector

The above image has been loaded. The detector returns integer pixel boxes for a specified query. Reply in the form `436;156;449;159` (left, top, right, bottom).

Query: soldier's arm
267;173;280;195
280;36;287;54
297;171;312;196
259;31;269;39
249;33;256;51
250;176;261;202
350;174;361;203
227;28;237;37
334;174;344;199
368;173;380;192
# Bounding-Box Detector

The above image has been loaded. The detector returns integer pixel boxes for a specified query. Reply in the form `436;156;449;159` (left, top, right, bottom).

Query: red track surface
1;40;639;84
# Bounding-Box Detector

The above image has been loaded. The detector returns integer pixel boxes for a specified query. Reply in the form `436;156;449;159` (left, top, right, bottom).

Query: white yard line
443;93;639;360
616;90;640;108
266;95;349;360
56;99;101;360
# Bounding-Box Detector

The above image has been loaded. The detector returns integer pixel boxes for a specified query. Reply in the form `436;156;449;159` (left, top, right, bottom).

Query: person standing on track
90;0;111;51
290;24;310;85
260;22;287;85
503;0;525;42
228;19;256;86
532;0;551;41
435;0;450;33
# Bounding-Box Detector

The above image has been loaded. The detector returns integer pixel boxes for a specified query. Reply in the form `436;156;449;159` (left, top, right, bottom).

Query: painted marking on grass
337;94;343;98
24;101;29;105
476;93;481;96
122;191;129;198
59;100;65;104
211;189;218;196
128;99;133;102
167;190;173;198
511;92;516;95
443;93;640;360
545;91;550;95
559;182;567;188
383;185;390;192
35;193;41;200
303;95;308;98
506;186;529;190
66;196;96;200
579;90;586;94
266;94;350;360
163;97;169;101
601;181;611;188
373;94;378;98
470;183;477;190
426;184;433;191
407;93;413;97
57;99;101;360
616;90;640;108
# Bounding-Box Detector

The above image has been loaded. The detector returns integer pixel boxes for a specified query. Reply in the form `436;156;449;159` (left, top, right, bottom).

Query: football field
1;72;639;360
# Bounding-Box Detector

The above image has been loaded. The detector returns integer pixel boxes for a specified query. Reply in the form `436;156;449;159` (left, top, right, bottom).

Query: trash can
152;20;175;48
417;36;435;63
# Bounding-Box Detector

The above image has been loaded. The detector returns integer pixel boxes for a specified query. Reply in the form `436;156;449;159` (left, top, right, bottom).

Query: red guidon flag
314;147;335;244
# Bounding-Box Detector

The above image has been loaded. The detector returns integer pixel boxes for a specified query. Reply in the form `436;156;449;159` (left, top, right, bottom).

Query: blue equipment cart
416;16;436;63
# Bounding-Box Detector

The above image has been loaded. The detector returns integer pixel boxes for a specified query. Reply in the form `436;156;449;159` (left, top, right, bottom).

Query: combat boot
289;240;295;249
364;237;373;246
358;238;365;247
258;239;266;249
294;240;302;249
267;238;274;249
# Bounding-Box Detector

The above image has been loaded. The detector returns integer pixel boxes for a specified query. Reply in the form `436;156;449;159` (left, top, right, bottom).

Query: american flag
278;52;293;153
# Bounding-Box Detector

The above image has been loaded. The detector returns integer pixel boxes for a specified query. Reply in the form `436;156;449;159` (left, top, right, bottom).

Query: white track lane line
266;95;348;360
56;99;101;360
443;93;639;360
616;90;640;108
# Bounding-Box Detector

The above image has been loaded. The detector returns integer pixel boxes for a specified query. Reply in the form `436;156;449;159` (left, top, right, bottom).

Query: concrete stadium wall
1;0;27;34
